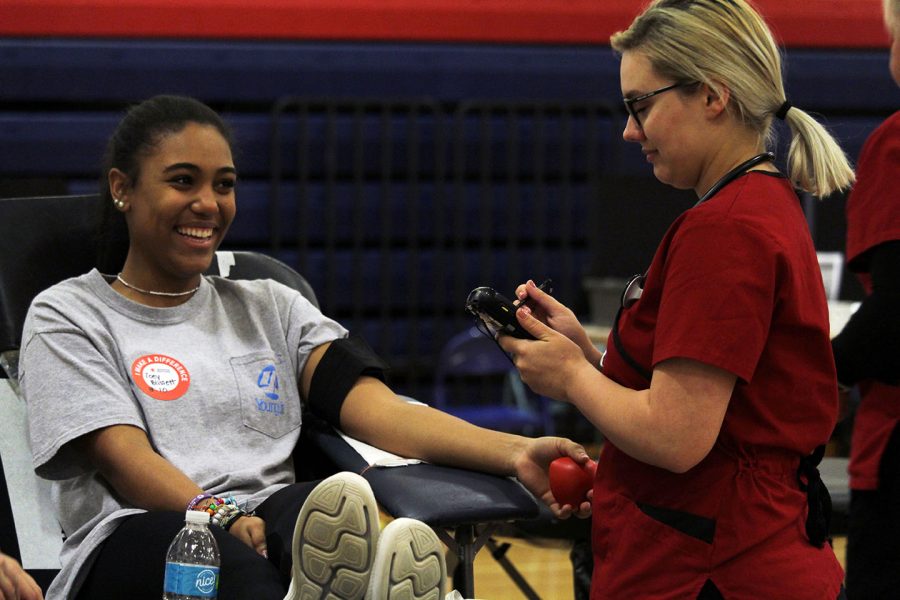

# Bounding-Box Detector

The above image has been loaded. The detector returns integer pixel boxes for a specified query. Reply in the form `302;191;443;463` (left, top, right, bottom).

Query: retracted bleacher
1;0;897;398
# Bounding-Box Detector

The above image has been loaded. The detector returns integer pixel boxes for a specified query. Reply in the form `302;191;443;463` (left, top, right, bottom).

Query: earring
114;198;125;209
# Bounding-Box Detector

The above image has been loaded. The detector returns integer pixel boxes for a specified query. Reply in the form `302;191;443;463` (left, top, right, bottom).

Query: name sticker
132;354;191;401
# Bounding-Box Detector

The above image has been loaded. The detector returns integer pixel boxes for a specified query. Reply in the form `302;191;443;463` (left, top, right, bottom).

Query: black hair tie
775;100;792;120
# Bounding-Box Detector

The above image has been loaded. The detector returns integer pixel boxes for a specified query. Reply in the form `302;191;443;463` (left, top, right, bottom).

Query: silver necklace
116;273;201;297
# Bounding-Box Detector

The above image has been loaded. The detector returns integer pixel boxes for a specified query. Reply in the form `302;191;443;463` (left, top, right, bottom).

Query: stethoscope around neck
604;152;776;382
696;151;775;205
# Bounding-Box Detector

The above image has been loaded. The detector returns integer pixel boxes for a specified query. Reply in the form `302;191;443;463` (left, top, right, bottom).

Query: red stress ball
549;456;597;507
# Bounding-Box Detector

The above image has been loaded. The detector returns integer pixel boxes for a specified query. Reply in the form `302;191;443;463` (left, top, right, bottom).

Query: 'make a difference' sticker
132;354;191;400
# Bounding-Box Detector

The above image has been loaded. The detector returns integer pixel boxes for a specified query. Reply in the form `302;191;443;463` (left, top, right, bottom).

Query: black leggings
846;423;900;600
76;480;320;600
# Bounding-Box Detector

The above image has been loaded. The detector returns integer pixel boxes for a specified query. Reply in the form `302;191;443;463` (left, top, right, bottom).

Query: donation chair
0;194;540;597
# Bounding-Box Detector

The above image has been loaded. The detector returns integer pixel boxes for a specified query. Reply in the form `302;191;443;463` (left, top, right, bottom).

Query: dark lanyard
607;153;776;383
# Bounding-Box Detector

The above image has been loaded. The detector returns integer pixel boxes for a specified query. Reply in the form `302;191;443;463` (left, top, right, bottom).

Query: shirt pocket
230;353;301;439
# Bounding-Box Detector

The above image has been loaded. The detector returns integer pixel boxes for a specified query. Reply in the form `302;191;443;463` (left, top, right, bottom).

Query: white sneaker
285;472;380;600
443;593;481;600
367;517;447;600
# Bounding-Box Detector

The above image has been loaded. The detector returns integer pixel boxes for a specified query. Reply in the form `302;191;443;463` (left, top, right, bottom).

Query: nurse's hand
498;306;592;403
514;280;599;363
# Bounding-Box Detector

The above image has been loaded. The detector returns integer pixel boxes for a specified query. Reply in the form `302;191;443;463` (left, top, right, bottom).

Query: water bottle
162;510;220;599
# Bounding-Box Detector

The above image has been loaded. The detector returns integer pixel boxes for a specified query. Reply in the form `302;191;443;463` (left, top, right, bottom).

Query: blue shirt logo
257;364;279;399
256;364;284;416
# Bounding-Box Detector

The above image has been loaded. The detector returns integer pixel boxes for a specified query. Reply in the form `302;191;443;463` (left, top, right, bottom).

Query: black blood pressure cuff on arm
308;334;390;428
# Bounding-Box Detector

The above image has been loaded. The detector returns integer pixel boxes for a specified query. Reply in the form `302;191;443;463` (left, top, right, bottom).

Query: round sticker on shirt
132;354;191;401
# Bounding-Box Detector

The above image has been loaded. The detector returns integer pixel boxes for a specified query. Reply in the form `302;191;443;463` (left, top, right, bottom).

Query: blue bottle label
163;562;219;597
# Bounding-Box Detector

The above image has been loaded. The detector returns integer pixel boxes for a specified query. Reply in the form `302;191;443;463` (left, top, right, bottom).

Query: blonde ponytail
780;106;855;198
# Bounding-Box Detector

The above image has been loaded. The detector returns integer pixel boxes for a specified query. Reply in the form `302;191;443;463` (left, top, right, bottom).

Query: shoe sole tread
289;474;379;600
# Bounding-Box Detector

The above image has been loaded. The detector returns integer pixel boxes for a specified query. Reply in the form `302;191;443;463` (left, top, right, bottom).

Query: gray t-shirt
20;269;347;599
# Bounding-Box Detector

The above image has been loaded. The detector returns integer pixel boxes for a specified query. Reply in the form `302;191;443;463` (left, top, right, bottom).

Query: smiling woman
18;95;593;600
99;97;237;306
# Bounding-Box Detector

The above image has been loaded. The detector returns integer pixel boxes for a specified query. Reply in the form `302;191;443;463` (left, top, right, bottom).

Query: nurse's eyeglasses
622;82;690;129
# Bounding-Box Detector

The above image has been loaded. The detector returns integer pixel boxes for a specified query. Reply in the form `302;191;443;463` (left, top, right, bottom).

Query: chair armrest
300;412;541;528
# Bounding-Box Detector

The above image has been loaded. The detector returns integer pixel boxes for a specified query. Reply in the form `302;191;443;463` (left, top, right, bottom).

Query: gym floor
468;535;848;599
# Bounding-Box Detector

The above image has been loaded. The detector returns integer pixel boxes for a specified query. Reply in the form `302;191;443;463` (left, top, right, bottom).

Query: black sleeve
831;240;900;386
307;334;390;428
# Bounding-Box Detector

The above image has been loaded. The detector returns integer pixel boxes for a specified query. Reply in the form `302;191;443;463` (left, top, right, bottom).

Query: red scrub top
845;111;900;491
592;172;843;599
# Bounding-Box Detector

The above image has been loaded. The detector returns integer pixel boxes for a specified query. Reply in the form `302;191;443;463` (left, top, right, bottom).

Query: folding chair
433;326;555;436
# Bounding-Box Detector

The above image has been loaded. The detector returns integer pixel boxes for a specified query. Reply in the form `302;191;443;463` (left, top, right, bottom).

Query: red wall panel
0;0;890;48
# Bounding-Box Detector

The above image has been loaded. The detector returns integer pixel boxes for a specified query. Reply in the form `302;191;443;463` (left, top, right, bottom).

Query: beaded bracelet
187;493;213;512
212;504;248;531
206;497;251;531
202;496;231;515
